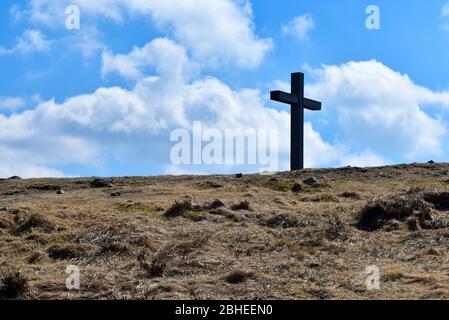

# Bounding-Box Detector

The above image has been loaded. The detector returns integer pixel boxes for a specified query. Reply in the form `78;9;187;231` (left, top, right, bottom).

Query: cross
270;72;321;171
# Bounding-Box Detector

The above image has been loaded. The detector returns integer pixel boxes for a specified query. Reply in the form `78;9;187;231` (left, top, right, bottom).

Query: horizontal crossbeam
271;91;321;111
303;98;321;111
270;91;298;105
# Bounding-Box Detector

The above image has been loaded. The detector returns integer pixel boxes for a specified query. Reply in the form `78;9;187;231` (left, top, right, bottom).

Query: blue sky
1;0;449;177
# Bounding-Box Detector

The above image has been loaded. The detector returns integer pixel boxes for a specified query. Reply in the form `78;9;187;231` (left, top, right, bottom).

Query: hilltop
1;162;449;299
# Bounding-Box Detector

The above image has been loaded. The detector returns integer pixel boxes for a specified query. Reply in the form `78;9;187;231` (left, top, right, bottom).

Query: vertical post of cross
270;72;322;171
291;73;304;171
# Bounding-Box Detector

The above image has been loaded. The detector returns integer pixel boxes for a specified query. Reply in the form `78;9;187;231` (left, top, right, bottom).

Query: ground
1;163;449;300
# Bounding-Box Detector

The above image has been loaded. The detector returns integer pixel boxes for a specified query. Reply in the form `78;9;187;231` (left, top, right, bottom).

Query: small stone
0;207;8;212
291;183;302;193
303;177;319;186
235;173;243;178
111;192;121;197
56;189;64;195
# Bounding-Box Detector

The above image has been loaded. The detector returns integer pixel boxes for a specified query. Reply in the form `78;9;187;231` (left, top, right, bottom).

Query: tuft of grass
0;272;28;299
423;192;449;211
117;203;154;215
261;180;295;192
28;251;43;264
357;195;432;232
185;211;206;222
383;269;441;284
325;214;346;241
263;214;301;229
291;183;302;193
164;200;193;218
406;187;425;195
222;270;254;284
100;243;128;254
203;199;225;210
47;244;93;260
12;213;57;235
230;201;251;211
339;191;361;199
90;178;112;188
198;181;223;189
139;235;209;278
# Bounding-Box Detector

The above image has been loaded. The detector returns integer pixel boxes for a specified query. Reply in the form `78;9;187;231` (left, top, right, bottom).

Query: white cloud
282;14;315;40
5;56;448;177
0;97;25;111
16;0;272;68
443;2;449;16
101;38;198;81
1;34;350;177
64;26;105;59
306;60;448;160
0;29;52;55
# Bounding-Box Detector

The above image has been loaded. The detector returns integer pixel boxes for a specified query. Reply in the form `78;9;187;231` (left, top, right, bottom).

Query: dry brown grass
1;162;449;299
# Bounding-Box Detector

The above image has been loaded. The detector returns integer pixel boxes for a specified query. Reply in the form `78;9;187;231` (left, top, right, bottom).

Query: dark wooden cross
271;72;322;171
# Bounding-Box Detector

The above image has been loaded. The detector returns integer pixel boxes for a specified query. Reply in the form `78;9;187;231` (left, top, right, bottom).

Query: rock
291;183;302;193
56;188;65;195
428;160;435;164
7;176;21;180
111;192;121;197
303;177;319;186
235;173;243;178
0;207;8;212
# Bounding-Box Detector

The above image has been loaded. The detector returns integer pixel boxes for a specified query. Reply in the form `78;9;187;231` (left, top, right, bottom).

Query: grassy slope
1;163;449;300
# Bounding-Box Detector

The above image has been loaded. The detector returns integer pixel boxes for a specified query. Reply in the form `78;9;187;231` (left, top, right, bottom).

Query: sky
1;0;449;178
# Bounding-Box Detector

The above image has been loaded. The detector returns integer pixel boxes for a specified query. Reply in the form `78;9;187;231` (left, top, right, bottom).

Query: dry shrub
28;184;60;191
0;216;13;229
325;214;347;241
100;243;128;254
406;186;425;195
28;251;43;264
263;213;301;229
203;199;225;210
164;200;192;218
139;235;209;278
75;227;129;255
90;178;112;188
339;191;361;199
0;272;28;299
423;192;449;211
230;201;250;211
384;269;441;284
143;237;158;251
47;244;93;260
12;213;57;235
357;196;432;231
291;183;302;193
